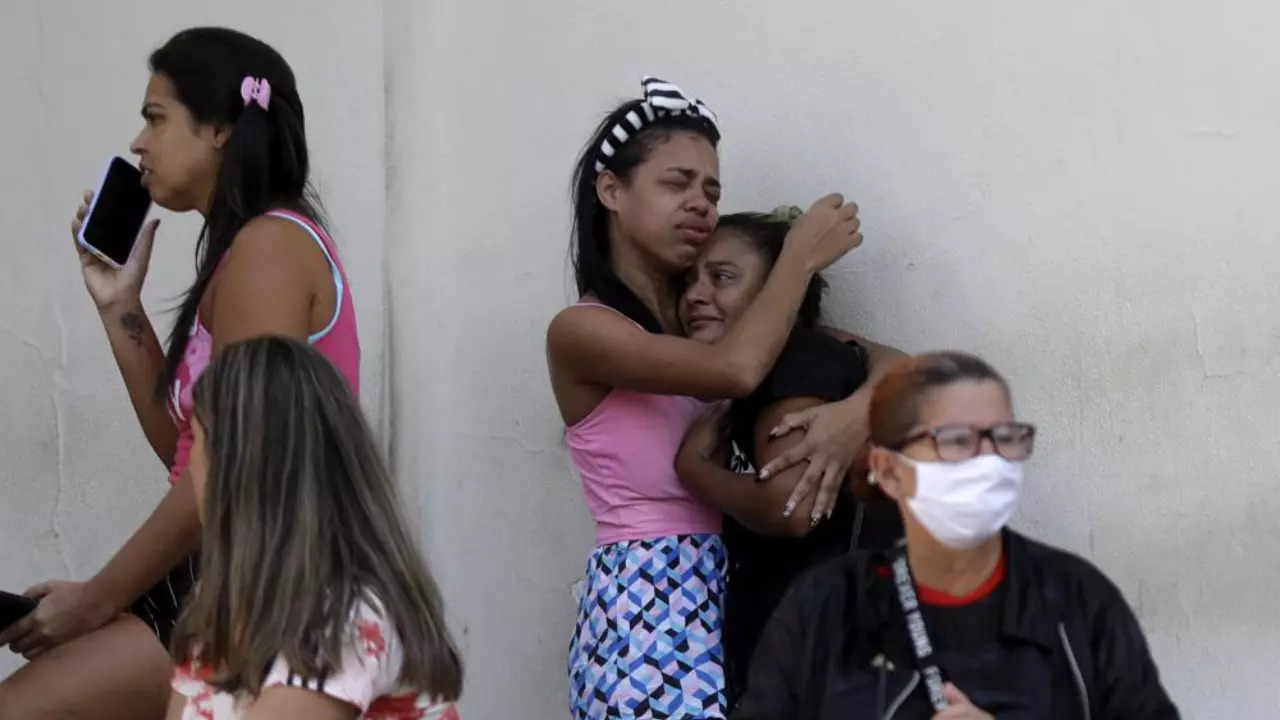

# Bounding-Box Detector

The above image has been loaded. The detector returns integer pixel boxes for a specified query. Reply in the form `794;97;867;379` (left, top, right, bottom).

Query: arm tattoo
119;311;147;347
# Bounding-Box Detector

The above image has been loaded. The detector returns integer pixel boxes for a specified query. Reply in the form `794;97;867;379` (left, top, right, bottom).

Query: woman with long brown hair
165;336;461;719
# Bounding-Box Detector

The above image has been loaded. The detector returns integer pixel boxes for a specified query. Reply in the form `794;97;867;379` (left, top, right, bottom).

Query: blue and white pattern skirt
568;533;728;719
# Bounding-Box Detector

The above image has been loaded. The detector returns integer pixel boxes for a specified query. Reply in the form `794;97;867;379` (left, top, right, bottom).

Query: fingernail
827;509;834;520
768;427;781;438
759;469;771;480
810;514;822;528
782;502;795;518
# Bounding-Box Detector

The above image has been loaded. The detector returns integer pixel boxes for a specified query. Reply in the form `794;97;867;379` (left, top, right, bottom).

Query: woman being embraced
674;207;906;706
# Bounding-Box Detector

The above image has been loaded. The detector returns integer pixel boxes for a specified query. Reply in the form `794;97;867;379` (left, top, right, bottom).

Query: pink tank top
166;209;361;484
563;303;721;545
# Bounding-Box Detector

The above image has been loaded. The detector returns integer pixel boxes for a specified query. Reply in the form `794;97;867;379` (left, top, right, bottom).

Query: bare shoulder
204;214;333;336
225;214;325;265
547;302;640;352
213;215;332;298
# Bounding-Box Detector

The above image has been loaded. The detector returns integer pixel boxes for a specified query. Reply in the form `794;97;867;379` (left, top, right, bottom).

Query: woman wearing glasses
733;352;1179;719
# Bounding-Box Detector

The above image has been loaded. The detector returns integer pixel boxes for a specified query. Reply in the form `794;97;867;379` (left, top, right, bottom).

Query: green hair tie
769;204;804;223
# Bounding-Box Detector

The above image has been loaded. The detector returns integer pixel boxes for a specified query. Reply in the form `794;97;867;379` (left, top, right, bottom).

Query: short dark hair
715;210;828;328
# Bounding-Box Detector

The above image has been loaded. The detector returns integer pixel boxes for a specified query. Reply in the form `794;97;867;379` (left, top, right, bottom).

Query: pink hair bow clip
240;76;271;111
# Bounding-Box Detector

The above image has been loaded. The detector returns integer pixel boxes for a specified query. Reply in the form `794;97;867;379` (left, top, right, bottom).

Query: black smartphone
76;156;153;268
0;590;37;634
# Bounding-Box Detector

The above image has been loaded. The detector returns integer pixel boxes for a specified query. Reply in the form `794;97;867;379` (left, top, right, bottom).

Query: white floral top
171;600;458;720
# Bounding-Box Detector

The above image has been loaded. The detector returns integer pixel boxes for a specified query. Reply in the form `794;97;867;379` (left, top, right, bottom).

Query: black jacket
732;530;1179;719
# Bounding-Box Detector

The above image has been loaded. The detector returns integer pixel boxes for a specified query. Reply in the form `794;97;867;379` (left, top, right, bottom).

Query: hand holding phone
71;157;161;311
75;157;152;269
0;590;37;635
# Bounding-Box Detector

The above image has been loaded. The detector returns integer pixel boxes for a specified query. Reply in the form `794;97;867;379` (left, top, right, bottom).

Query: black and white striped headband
593;76;720;174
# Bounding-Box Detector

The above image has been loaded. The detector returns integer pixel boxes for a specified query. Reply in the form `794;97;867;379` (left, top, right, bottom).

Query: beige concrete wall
4;1;1279;717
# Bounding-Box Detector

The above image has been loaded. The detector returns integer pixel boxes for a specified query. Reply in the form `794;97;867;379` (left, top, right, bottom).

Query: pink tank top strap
572;300;647;332
562;301;720;542
164;209;362;484
263;210;361;395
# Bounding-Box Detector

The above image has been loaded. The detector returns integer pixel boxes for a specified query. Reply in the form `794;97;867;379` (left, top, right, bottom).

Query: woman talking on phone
0;27;361;720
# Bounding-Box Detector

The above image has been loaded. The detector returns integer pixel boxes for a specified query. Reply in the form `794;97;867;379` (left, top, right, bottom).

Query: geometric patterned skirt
568;533;728;719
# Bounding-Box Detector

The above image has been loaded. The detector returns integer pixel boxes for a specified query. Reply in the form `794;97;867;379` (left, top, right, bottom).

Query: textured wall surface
5;1;1278;717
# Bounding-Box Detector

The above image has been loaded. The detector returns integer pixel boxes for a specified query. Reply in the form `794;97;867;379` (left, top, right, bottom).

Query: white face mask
900;453;1024;549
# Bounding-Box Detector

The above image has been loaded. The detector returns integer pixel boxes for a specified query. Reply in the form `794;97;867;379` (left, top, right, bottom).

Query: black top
722;327;904;706
727;328;870;456
894;587;1036;717
731;531;1181;720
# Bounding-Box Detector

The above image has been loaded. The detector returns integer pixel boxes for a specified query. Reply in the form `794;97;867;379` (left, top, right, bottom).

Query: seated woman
674;208;906;706
733;352;1180;719
166;336;461;719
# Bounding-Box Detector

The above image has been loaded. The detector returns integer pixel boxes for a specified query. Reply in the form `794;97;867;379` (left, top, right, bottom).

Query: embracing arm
820;326;907;387
756;330;908;518
677;398;829;536
853;335;907;386
548;250;816;399
549;194;861;400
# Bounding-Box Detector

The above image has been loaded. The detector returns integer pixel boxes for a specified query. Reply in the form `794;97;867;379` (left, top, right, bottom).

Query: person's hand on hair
784;193;863;274
769;204;804;223
72;189;161;312
0;580;117;660
931;683;994;719
760;389;870;522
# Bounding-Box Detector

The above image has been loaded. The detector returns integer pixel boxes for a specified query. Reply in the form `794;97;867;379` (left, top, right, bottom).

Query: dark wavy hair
715;208;828;328
569;99;720;333
149;27;324;397
174;336;463;701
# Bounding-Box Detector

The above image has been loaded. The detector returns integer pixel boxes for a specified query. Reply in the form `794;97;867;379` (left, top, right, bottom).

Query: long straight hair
149;27;324;397
173;336;463;700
